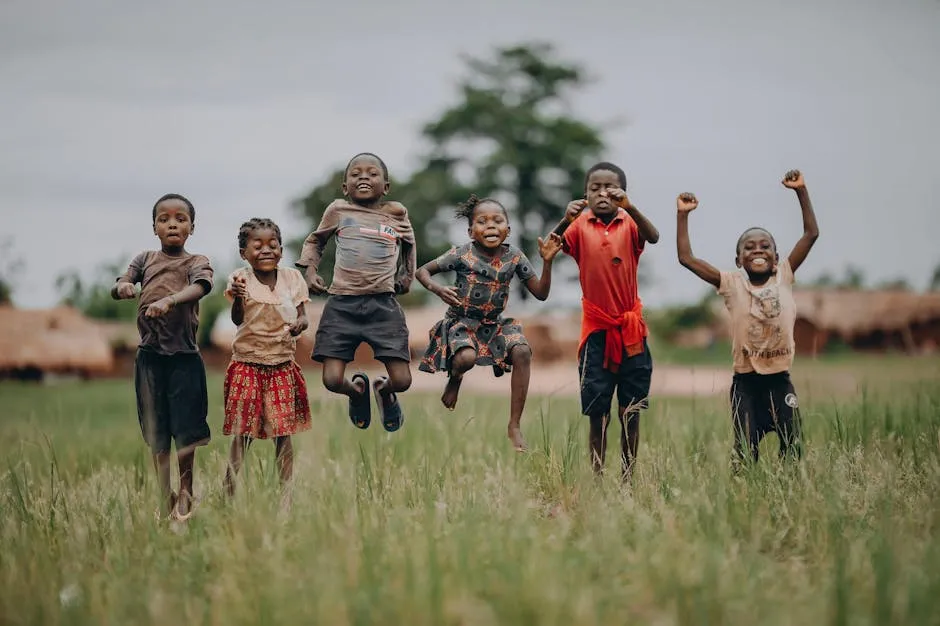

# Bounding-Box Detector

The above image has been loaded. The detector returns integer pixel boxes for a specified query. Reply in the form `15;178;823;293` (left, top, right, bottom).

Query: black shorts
730;371;803;462
313;293;410;363
134;349;210;454
577;332;653;417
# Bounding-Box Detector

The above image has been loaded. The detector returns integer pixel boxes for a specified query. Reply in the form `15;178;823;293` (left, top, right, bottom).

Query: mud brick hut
0;306;114;380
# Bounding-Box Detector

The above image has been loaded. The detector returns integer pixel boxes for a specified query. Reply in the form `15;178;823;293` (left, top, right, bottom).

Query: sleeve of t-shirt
116;252;148;285
288;268;311;306
562;221;580;261
514;249;537;282
717;269;740;296
188;255;214;293
776;259;794;286
296;202;341;270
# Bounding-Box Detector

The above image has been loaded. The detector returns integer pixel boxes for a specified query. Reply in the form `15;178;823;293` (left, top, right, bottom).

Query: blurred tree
0;237;24;305
55;259;137;321
930;262;940;292
423;42;605;298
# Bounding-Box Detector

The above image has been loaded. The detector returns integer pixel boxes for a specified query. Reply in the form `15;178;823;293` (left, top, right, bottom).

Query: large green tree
423;42;605;297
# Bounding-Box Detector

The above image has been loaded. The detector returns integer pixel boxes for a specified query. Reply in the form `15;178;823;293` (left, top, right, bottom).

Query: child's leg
373;358;412;432
224;436;251;497
321;358;363;396
507;345;532;451
730;374;761;472
589;413;611;475
177;444;196;516
274;436;294;485
617;408;641;483
152;451;173;515
769;373;803;462
442;347;476;409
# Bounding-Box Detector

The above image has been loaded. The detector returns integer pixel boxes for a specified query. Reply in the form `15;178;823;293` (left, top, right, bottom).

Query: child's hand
288;316;308;337
537;233;564;261
306;271;327;295
115;282;137;299
782;169;805;190
145;296;175;318
676;193;699;213
565;199;588;222
607;187;631;208
430;284;461;308
230;275;248;300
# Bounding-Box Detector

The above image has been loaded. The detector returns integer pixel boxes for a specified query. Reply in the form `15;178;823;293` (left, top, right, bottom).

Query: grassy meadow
1;355;939;625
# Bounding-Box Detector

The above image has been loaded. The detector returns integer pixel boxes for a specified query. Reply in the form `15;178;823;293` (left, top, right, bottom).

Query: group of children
113;152;818;521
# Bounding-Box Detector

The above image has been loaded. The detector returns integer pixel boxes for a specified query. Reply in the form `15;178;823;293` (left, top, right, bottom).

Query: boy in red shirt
551;162;660;481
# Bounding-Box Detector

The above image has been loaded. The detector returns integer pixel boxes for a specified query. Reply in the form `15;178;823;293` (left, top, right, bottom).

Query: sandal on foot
349;372;372;430
373;376;405;433
155;491;178;522
173;490;196;522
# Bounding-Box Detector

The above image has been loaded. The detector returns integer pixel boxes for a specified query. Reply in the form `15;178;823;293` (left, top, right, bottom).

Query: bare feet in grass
441;375;463;410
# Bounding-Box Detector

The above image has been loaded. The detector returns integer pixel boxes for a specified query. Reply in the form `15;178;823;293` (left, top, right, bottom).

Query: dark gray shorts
134;349;210;454
313;294;410;363
577;332;653;417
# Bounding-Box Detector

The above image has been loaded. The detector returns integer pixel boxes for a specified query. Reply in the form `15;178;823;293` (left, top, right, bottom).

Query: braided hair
454;194;508;225
238;218;282;251
152;193;195;223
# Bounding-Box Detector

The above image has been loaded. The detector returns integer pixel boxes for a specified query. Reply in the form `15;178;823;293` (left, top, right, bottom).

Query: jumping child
296;153;415;432
112;193;213;521
417;194;564;451
222;218;312;498
550;162;660;482
675;169;819;470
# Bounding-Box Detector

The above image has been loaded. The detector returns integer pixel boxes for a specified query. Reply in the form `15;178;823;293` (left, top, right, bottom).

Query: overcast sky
2;0;938;310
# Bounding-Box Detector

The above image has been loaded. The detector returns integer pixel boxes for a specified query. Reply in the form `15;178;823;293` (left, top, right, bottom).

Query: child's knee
322;370;345;393
510;345;532;367
451;348;477;373
388;369;412;392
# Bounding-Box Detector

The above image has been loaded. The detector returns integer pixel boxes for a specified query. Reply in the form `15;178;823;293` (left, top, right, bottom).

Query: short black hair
344;152;389;179
736;227;777;256
152;193;195;223
584;161;627;190
238;218;282;250
455;194;508;225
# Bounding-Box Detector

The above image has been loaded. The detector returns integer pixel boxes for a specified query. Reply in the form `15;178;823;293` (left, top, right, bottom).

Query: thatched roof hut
0;306;114;377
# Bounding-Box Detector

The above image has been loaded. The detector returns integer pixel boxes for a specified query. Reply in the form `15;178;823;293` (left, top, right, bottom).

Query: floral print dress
419;242;536;377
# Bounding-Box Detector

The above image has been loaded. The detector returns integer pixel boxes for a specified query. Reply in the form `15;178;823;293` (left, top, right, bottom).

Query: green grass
2;359;940;625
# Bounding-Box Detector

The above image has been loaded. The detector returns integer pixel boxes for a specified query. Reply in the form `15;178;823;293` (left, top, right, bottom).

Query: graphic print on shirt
745;282;784;355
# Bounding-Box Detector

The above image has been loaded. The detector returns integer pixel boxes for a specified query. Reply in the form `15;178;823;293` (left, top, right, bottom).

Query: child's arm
229;274;248;326
289;303;308;336
416;260;461;307
296;204;340;294
549;200;588;237
781;170;819;273
608;189;660;244
145;282;211;318
111;253;144;300
395;239;417;295
676;193;721;288
524;234;564;301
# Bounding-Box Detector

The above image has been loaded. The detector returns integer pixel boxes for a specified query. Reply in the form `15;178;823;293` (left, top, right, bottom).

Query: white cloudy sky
2;0;938;310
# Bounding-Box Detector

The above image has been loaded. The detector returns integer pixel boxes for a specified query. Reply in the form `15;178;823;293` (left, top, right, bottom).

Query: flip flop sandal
173;490;196;522
155;491;178;522
373;376;405;433
349;372;372;429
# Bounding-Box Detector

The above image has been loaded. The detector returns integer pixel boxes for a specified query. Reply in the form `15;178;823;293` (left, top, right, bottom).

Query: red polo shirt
563;208;648;368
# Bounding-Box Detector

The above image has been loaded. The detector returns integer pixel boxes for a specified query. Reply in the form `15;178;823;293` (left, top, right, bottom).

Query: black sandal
349;372;372;429
373;376;405;432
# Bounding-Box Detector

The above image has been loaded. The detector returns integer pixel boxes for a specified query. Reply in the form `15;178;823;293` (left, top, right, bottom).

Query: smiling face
342;154;389;205
585;169;623;218
152;198;194;250
240;227;283;273
735;228;778;278
468;201;510;250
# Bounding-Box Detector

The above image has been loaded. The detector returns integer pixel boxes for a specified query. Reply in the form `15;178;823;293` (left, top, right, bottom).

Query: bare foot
508;424;527;452
441;375;463;410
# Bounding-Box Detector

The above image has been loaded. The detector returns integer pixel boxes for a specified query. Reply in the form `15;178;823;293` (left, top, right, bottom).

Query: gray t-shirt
117;250;214;355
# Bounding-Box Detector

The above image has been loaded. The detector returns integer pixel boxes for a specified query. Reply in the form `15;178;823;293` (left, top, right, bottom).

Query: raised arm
550;200;588;237
608;189;659;244
676;193;721;288
524;234;563;301
781;170;819;273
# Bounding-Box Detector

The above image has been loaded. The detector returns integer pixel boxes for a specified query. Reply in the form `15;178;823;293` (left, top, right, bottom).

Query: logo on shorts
785;393;799;408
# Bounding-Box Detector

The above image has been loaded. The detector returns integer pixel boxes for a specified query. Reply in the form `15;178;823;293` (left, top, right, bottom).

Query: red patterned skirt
223;360;312;439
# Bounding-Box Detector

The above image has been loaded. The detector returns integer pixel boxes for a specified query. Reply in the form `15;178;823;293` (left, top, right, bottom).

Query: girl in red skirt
223;218;312;498
417;195;563;451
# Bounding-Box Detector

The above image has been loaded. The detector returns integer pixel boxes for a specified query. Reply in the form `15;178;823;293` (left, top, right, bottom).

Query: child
417;194;564;451
222;218;312;499
550;162;660;482
675;169;819;469
112;193;213;521
296;152;415;432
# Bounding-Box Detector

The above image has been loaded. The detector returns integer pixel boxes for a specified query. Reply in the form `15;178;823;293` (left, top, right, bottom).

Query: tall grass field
2;356;939;625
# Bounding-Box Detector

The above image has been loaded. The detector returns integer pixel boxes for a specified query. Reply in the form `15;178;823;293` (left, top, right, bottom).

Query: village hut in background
0;306;114;380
